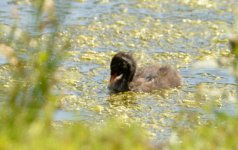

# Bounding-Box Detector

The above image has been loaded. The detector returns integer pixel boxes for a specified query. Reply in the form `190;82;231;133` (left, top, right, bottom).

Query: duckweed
0;0;237;146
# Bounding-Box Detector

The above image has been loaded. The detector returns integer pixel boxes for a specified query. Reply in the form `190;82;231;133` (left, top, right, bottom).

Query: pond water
1;0;238;144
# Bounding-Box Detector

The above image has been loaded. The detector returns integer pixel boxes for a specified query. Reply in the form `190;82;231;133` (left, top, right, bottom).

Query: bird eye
122;62;127;68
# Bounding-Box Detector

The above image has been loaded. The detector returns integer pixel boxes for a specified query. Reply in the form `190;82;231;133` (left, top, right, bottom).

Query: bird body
109;52;181;93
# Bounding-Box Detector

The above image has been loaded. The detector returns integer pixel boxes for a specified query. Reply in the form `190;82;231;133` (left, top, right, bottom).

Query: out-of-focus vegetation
0;0;151;150
170;114;238;149
0;0;238;150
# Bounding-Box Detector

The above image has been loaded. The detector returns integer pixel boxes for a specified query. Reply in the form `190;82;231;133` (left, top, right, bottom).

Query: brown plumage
108;52;181;93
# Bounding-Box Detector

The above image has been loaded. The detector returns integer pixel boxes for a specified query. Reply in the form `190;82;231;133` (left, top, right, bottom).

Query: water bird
108;52;181;93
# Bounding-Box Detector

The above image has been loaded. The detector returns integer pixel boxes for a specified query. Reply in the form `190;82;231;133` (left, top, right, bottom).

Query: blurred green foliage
0;1;150;150
169;113;238;150
0;0;238;150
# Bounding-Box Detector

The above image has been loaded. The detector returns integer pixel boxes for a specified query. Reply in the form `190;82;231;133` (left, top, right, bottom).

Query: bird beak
110;74;123;84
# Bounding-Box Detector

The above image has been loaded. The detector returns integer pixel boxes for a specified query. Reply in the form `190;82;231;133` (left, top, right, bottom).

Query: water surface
0;0;237;143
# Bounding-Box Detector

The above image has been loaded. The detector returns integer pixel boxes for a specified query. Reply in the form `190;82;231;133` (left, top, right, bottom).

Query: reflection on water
0;0;238;143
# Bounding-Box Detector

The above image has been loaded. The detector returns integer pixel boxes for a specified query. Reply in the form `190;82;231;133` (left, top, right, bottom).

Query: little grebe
108;52;181;93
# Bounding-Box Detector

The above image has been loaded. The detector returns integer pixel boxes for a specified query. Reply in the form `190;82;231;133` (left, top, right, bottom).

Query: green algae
0;0;237;145
55;0;236;142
